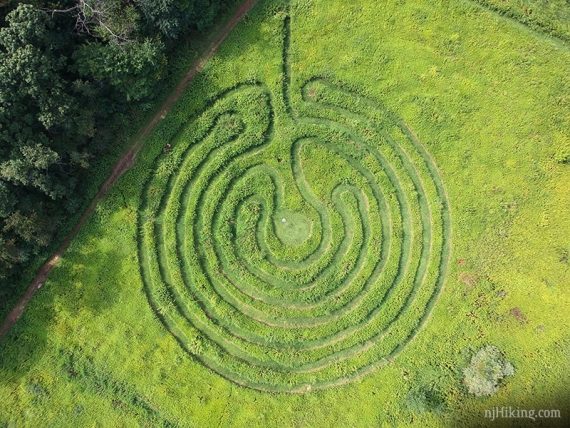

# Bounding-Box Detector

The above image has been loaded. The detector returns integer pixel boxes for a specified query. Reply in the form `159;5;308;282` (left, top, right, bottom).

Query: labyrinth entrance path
138;11;452;393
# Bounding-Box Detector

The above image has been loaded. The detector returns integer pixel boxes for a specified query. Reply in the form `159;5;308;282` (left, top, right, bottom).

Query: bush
463;345;514;397
405;385;445;413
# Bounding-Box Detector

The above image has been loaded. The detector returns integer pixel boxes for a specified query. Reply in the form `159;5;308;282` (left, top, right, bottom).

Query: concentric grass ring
137;15;451;393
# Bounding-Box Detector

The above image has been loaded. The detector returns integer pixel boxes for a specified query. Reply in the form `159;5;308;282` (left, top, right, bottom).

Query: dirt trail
0;0;258;340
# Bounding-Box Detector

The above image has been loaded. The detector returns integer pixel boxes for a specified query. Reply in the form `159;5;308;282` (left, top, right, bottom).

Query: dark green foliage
0;182;15;217
84;0;141;44
137;0;188;39
0;0;227;311
405;385;446;413
191;0;224;31
137;0;225;38
0;4;78;281
75;38;166;102
1;144;64;199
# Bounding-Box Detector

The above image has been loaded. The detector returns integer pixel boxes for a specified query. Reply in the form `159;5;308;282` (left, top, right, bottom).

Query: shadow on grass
0;205;131;388
0;6;279;414
446;386;570;427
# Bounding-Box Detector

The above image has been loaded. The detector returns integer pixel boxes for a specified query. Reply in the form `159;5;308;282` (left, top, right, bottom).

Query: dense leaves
0;0;228;307
75;37;166;102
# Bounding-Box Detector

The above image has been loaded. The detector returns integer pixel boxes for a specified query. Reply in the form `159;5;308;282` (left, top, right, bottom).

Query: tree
0;4;73;131
0;181;15;218
0;4;78;283
0;4;79;197
0;143;65;199
0;0;228;305
45;0;141;44
75;37;166;102
137;0;186;39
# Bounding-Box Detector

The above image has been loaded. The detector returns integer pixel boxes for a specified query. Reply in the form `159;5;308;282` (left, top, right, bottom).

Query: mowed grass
1;0;569;426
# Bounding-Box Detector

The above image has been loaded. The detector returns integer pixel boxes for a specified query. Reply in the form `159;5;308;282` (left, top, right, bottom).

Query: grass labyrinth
138;13;451;393
1;0;569;424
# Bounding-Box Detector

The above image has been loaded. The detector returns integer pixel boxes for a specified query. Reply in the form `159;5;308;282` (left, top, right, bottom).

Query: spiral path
138;14;451;393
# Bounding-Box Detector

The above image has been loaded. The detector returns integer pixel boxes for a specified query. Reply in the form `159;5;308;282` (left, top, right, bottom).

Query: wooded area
0;0;227;305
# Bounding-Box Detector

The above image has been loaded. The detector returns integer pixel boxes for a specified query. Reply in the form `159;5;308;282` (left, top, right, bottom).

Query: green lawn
1;0;569;426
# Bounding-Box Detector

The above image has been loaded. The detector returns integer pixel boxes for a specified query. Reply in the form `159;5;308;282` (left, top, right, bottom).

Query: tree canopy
0;0;229;308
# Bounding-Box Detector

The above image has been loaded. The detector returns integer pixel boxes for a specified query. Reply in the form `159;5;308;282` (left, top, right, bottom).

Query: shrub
406;385;445;413
463;345;514;397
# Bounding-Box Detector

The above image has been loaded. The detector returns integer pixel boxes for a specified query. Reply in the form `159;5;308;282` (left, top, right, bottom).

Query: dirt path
0;0;258;340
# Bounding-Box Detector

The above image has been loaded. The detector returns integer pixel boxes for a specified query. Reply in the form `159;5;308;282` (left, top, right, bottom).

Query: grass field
1;0;569;426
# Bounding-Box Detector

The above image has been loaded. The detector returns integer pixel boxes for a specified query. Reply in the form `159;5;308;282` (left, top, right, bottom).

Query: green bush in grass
463;345;514;397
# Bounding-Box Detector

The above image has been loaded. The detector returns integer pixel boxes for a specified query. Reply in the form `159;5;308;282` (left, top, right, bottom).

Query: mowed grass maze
1;0;569;425
139;14;451;392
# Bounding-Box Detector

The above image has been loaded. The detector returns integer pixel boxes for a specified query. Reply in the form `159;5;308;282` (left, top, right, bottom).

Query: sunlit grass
0;0;568;426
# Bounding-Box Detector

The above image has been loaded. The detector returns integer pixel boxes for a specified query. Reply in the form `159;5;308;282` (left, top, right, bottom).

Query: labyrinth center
138;16;451;393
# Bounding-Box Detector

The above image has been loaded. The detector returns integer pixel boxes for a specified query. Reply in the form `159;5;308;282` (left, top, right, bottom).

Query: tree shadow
0;199;131;388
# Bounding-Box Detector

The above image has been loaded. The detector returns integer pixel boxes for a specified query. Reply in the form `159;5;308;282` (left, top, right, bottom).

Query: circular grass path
138;14;451;393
